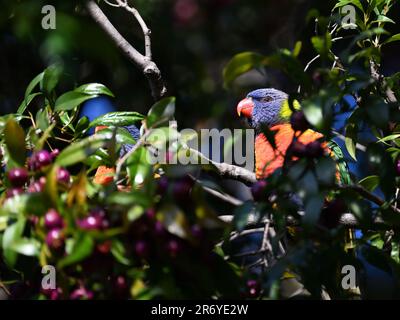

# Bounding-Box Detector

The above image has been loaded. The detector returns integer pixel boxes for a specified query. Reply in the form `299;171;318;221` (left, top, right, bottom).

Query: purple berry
77;216;103;230
246;279;258;288
290;141;307;158
396;160;400;176
166;239;182;258
246;279;260;298
97;241;112;254
134;240;150;258
312;71;323;87
70;286;94;300
44;209;64;230
251;180;268;201
306;141;324;158
191;224;203;239
41;287;63;300
7;168;29;187
46;229;65;250
29;215;39;226
320;199;346;229
157;176;169;195
77;209;108;230
173;177;193;201
6;187;24;198
290;111;309;132
153;221;166;237
146;208;156;220
28;177;46;193
51;149;60;159
57;167;70;185
33;150;52;169
113;276;129;297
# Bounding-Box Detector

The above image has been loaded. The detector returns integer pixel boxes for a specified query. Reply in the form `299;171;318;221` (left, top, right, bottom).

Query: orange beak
237;98;254;118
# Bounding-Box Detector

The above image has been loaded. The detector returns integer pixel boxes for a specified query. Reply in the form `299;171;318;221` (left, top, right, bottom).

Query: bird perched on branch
236;88;348;182
236;88;352;298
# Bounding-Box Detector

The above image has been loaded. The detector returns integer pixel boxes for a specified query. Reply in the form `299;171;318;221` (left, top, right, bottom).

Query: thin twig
85;0;167;100
116;0;152;59
189;175;244;206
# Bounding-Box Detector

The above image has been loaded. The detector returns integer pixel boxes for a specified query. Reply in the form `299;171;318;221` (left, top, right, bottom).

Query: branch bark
85;0;167;101
370;59;398;105
188;148;257;185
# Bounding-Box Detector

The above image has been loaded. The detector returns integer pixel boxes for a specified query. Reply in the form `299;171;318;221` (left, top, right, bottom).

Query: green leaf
223;52;267;88
74;116;90;138
315;157;336;186
4;119;26;167
35;108;50;132
89;111;144;128
365;97;389;129
358;175;379;192
2;217;26;267
100;127;138;145
111;240;131;266
378;134;400;144
303;194;324;226
54;91;96;112
56;133;111;167
75;83;115;97
146;97;176;128
40;65;62;94
127;146;152;186
385;33;400;44
25;71;44;98
158;204;191;239
372;15;395;24
10;238;41;257
17;93;42;115
345;123;358;161
107;192;151;207
2;193;49;216
311;33;332;58
233;201;254;231
333;0;364;12
292;41;302;58
58;233;94;268
302;99;324;129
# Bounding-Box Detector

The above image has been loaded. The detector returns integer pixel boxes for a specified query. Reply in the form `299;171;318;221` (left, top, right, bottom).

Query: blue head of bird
237;88;296;131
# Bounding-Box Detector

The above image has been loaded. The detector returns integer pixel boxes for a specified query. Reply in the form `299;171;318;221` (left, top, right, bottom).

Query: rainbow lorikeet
236;88;354;298
93;124;140;185
236;88;350;184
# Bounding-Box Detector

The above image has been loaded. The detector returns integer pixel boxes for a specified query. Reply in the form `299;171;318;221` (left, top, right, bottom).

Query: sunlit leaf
4;118;26;167
75;83;114;97
58;233;94;268
89;111;144;128
54;91;96;112
223;52;267;88
146;97;176;128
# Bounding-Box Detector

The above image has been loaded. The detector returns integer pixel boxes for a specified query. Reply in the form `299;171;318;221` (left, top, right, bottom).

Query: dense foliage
1;0;400;299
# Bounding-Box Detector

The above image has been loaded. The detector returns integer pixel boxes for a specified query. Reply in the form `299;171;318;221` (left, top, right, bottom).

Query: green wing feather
328;140;351;185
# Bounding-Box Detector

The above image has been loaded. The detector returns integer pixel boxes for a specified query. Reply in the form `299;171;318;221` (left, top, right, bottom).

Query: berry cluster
6;149;71;199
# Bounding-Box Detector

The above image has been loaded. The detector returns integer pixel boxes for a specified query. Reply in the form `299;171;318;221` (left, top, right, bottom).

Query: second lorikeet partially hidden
236;88;349;183
93;124;140;185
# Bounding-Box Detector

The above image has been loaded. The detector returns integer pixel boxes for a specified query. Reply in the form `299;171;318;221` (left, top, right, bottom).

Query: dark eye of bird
260;96;273;103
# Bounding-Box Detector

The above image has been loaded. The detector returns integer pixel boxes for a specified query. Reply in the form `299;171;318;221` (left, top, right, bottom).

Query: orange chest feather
255;124;324;179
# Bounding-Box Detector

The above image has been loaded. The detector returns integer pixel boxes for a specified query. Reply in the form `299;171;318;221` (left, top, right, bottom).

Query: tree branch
189;148;257;185
370;59;398;104
85;0;167;100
